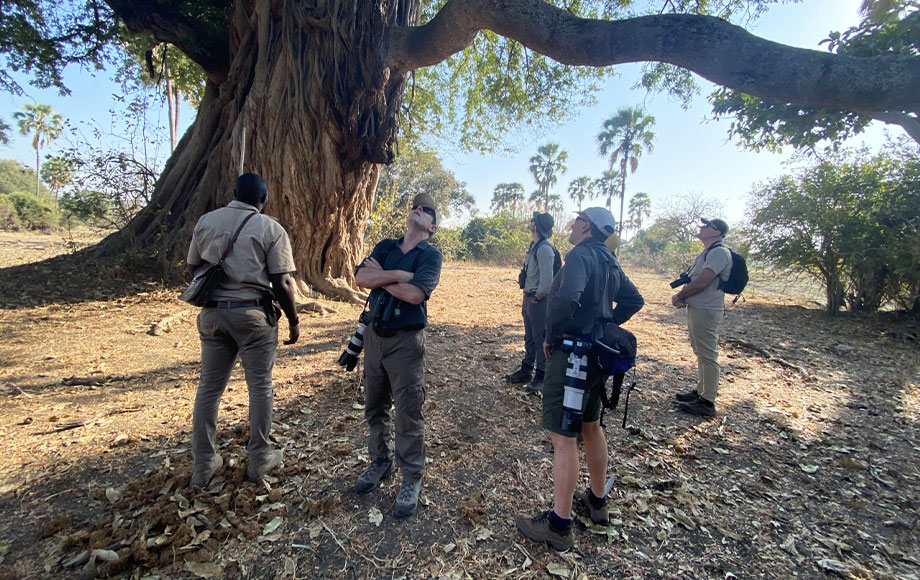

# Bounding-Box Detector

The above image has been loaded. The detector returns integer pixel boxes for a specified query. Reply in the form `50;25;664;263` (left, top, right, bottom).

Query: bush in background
0;192;61;231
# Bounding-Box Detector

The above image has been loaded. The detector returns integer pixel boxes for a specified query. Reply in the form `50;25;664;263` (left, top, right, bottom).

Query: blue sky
1;0;896;228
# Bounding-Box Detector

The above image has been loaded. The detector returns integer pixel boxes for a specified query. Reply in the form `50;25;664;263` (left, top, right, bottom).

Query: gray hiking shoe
354;459;394;494
394;477;423;518
675;389;699;403
525;370;544;394
514;511;574;552
246;449;283;482
575;488;610;525
190;454;223;488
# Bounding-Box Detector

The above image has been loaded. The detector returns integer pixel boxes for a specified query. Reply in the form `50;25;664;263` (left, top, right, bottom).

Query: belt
523;290;536;296
205;299;263;309
373;326;423;338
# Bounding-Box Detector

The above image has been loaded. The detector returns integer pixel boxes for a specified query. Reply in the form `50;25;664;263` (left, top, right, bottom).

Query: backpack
536;238;562;276
705;242;749;300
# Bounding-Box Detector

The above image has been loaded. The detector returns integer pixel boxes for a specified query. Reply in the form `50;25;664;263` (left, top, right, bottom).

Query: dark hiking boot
525;369;545;394
675;389;700;403
394;477;422;518
575;488;610;525
354;459;394;494
514;511;574;552
190;455;223;488
246;449;283;482
505;366;533;384
679;397;716;417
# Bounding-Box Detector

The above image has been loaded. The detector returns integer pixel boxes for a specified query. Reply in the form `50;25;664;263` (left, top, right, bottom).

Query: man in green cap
353;193;443;518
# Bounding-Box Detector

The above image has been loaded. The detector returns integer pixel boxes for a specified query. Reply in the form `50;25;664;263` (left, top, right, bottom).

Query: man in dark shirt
515;207;644;551
353;193;443;518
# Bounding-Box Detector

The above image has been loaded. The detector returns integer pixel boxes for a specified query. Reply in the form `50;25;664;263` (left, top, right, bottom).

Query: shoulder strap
218;211;258;265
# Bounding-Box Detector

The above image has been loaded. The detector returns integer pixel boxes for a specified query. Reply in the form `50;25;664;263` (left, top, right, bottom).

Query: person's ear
429;223;438;235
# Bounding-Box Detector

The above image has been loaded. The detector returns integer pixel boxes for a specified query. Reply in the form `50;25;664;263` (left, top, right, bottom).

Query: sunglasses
414;205;436;219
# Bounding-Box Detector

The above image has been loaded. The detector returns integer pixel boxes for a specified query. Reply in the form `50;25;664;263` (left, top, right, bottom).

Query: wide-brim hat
532;211;554;238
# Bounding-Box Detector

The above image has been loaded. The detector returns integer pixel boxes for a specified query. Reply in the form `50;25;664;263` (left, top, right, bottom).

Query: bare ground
0;231;917;580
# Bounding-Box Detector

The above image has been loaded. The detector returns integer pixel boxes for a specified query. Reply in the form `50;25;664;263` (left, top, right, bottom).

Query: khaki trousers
193;307;277;470
687;306;724;403
362;327;426;480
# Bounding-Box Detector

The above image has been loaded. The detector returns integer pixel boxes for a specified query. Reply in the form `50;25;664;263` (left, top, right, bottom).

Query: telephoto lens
336;316;369;371
560;338;591;432
669;273;691;288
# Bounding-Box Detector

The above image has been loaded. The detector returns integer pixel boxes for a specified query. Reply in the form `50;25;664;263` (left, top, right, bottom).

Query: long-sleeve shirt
523;239;555;297
544;238;644;346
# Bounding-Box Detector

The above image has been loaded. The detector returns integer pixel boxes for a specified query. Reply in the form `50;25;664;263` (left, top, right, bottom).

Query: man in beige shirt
186;173;299;487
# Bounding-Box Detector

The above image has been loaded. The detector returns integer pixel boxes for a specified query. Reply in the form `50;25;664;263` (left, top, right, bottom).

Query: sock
548;510;572;533
588;489;607;507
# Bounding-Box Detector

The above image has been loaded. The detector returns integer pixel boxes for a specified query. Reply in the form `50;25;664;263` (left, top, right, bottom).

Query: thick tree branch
869;111;920;144
389;0;920;114
104;0;232;82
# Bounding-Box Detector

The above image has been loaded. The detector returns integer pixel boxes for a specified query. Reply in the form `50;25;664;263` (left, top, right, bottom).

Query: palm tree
491;182;525;218
528;142;568;211
593;169;621;211
597;106;656;250
627;192;652;239
567;176;595;211
0;118;10;146
13;103;64;198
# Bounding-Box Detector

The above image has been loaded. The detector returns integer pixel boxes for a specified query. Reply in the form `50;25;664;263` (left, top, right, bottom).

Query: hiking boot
190;454;223;488
504;366;533;384
246;449;283;482
524;370;545;394
354;459;394;494
575;488;610;525
675;389;699;403
514;511;574;552
394;477;423;518
679;397;716;417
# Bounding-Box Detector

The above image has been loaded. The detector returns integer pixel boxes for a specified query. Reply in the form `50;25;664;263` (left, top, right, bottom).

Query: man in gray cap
353;193;443;518
505;211;558;393
515;207;644;551
671;217;732;417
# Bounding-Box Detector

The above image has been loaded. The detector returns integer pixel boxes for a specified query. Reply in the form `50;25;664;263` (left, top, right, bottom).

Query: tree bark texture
99;0;420;300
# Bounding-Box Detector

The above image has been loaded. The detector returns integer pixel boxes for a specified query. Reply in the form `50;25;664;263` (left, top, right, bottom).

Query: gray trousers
521;295;548;372
192;307;277;470
362;327;426;480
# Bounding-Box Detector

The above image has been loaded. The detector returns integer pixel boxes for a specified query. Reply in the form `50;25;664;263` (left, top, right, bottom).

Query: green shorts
541;348;608;437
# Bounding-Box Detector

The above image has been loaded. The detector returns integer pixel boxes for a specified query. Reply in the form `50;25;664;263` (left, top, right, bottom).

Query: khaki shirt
685;244;731;310
187;200;296;301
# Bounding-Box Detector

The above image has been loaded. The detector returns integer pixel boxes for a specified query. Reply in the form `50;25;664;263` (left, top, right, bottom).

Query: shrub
0;192;60;231
460;216;531;264
0;195;21;230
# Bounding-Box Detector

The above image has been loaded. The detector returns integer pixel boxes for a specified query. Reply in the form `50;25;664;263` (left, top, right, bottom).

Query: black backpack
536;238;562;276
706;243;749;298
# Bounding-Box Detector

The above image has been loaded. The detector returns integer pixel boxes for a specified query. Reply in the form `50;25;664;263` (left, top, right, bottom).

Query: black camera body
669;272;692;288
337;310;371;371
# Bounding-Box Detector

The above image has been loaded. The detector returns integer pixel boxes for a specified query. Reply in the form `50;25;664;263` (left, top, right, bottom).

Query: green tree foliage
567;176;596;211
593;169;620;211
490;182;526;218
711;1;920;151
40;155;76;200
0;192;60;231
597;106;656;247
13;103;65;198
627;192;651;235
59;189;114;227
748;141;920;314
528;142;568;211
460;216;531;264
0;159;49;196
0;118;10;146
370;147;475;243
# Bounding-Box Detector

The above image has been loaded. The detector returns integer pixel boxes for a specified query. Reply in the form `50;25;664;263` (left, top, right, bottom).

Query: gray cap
701;218;728;236
577;207;617;239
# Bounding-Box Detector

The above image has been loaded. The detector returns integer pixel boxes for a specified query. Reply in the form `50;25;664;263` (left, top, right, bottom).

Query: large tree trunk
97;0;419;301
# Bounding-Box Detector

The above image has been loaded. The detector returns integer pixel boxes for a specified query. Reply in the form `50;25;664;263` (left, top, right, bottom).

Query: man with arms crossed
353;193;443;518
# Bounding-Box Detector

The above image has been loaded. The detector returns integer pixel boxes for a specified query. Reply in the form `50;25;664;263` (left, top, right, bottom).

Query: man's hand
361;257;383;271
532;293;544;303
543;341;553;361
671;294;686;308
284;318;300;345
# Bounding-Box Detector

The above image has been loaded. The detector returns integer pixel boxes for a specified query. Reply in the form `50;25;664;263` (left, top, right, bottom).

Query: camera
337;310;371;371
560;337;591;432
669;272;691;288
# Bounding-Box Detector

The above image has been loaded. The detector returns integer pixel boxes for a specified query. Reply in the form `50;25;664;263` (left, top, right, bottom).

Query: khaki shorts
541;348;608;437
